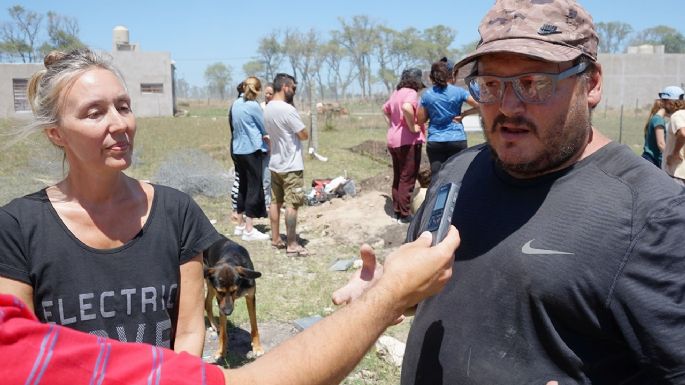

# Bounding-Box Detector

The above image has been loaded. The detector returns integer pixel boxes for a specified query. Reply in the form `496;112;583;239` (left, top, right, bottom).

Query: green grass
0;101;651;384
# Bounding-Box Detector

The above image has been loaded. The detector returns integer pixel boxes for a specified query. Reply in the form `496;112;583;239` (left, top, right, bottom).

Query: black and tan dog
203;235;263;360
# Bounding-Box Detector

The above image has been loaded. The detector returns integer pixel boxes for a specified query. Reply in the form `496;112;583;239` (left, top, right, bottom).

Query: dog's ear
237;267;262;279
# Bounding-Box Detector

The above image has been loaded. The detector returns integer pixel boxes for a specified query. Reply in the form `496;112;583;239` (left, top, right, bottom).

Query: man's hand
332;244;383;306
379;227;458;310
332;226;459;319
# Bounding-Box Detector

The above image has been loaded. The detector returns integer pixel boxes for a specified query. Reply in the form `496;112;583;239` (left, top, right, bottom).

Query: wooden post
619;104;624;144
309;82;318;156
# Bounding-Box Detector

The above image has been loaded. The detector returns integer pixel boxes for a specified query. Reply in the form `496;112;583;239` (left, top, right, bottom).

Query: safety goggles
465;61;588;104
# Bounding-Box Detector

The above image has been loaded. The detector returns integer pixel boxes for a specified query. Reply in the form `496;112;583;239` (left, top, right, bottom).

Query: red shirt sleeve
0;295;225;385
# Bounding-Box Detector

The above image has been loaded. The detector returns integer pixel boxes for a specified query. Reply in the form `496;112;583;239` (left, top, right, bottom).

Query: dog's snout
221;303;234;315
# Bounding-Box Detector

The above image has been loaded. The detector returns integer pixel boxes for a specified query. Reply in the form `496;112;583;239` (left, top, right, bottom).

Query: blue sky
2;1;683;87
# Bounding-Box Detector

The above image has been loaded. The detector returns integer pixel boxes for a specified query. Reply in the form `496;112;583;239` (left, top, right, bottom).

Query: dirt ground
202;140;420;367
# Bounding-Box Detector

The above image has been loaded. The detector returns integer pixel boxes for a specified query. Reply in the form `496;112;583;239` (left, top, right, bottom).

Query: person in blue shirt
417;60;479;175
230;77;270;241
640;99;666;167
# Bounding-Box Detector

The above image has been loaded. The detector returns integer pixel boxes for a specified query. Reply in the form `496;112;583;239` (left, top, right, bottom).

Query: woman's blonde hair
242;76;262;101
23;48;125;139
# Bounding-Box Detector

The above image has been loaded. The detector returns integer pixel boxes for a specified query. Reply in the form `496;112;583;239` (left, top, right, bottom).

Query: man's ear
586;62;602;109
44;126;65;148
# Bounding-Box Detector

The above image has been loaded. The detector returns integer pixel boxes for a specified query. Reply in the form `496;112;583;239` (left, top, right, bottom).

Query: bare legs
270;202;301;252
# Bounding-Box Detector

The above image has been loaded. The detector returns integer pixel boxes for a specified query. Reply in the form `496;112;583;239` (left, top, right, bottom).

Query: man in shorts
264;73;309;256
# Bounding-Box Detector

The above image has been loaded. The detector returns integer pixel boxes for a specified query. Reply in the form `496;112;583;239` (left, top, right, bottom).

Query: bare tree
257;32;283;82
320;40;356;101
333;15;378;99
375;25;397;94
281;28;321;106
1;5;43;62
596;21;633;53
175;77;190;99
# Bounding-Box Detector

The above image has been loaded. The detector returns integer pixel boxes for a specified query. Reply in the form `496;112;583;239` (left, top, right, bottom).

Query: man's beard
483;105;590;177
285;91;295;105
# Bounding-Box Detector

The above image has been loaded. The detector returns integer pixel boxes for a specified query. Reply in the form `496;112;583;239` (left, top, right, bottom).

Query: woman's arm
453;97;480;123
416;105;429;126
655;125;666;152
381;106;391;126
401;102;421;133
462;96;480;116
0;277;34;313
174;254;206;356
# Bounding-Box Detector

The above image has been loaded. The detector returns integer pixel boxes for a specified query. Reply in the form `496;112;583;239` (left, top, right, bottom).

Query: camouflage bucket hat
455;0;598;70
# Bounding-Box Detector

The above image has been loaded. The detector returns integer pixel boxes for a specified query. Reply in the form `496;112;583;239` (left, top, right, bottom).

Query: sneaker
241;228;270;241
234;225;245;236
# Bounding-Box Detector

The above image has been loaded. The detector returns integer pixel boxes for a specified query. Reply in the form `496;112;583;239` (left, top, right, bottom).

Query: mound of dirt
299;189;409;252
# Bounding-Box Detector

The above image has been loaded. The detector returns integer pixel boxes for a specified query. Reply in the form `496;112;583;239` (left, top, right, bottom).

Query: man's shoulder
266;100;294;110
671;109;685;126
592;142;684;205
440;144;487;171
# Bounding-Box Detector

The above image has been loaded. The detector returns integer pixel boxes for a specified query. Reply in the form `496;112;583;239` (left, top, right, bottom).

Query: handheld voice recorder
426;182;460;246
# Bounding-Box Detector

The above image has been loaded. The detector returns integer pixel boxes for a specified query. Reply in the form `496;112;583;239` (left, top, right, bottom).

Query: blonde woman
0;49;220;356
230;77;270;240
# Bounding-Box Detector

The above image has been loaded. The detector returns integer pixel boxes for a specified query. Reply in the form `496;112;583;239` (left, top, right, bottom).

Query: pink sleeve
403;89;418;107
0;295;224;385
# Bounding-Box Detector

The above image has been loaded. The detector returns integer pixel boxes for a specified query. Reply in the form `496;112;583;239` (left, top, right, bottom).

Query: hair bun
44;51;67;68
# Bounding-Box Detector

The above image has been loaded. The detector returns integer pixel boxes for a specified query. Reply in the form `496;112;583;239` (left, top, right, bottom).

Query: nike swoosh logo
522;240;574;255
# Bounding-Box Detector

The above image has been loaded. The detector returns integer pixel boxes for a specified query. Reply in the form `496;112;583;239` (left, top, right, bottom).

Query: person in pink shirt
383;68;426;223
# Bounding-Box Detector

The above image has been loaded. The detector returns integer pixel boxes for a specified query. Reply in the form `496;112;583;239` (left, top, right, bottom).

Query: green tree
415;25;458;66
282;28;320;105
631;25;685;53
460;39;479;57
242;59;265;79
596;21;633;53
204;62;232;100
38;11;84;56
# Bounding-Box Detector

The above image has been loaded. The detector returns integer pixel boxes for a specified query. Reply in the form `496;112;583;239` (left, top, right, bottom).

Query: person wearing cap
660;85;685;184
335;0;685;383
417;60;480;176
382;68;426;224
